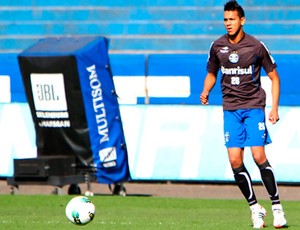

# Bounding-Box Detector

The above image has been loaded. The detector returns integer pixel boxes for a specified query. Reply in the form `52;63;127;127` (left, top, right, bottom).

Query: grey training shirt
206;33;277;110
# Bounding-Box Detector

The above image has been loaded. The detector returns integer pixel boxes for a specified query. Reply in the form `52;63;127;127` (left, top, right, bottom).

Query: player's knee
253;156;267;166
256;159;271;170
251;147;267;165
252;153;267;165
229;157;243;169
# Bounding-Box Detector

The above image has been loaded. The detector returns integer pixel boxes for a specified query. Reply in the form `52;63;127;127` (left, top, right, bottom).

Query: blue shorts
223;109;272;148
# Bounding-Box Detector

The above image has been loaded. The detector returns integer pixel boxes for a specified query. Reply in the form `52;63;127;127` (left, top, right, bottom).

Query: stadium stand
0;0;299;54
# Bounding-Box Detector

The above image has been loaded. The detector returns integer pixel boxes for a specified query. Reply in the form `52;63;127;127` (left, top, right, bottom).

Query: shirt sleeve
260;41;277;73
206;42;220;75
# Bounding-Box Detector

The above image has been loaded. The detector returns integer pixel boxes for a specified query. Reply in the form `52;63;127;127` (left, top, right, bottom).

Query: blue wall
2;53;300;106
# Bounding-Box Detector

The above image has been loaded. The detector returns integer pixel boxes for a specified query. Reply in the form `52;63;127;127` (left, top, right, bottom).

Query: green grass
0;195;298;229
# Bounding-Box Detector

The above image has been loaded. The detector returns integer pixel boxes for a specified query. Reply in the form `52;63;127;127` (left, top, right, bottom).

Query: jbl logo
30;73;67;111
35;84;59;101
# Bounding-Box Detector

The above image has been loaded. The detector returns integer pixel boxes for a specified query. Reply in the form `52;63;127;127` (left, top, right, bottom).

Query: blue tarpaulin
18;36;131;184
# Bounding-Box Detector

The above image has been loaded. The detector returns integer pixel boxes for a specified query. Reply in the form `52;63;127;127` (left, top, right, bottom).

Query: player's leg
224;110;258;205
246;109;280;205
251;146;279;204
246;109;287;228
251;147;287;228
228;148;267;229
224;110;266;228
228;147;258;206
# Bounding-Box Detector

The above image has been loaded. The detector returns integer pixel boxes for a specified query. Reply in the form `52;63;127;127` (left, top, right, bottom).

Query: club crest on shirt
229;51;239;63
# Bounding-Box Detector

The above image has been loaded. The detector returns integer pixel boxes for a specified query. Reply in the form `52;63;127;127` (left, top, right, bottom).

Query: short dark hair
224;0;245;18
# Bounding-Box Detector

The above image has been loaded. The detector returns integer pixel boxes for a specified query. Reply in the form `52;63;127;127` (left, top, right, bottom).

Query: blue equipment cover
18;36;131;184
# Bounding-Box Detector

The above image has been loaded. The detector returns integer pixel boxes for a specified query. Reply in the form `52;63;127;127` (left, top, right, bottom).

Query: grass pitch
0;195;298;229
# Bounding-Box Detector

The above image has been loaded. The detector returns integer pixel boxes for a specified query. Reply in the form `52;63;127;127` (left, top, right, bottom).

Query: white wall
1;103;299;183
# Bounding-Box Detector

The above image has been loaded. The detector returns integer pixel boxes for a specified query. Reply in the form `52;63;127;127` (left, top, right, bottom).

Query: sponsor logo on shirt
220;46;229;53
221;65;253;75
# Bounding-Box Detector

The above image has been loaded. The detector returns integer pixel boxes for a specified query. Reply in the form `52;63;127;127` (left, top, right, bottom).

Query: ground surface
0;179;299;201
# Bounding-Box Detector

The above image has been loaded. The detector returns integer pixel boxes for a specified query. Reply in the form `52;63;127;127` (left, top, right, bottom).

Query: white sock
272;204;283;211
250;203;261;211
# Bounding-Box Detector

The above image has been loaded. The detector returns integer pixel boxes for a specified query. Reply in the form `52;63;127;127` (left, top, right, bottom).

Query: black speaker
13;156;76;178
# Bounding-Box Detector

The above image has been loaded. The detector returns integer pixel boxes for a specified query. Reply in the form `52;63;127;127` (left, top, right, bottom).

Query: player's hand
268;109;279;124
200;91;209;105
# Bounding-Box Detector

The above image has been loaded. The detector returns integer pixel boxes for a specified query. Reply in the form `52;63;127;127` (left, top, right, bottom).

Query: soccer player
200;1;287;228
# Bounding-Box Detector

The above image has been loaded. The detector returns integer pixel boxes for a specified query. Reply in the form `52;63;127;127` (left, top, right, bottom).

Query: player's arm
267;68;280;124
200;72;217;105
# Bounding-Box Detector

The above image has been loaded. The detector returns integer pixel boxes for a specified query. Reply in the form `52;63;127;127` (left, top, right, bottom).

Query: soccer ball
65;196;96;225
